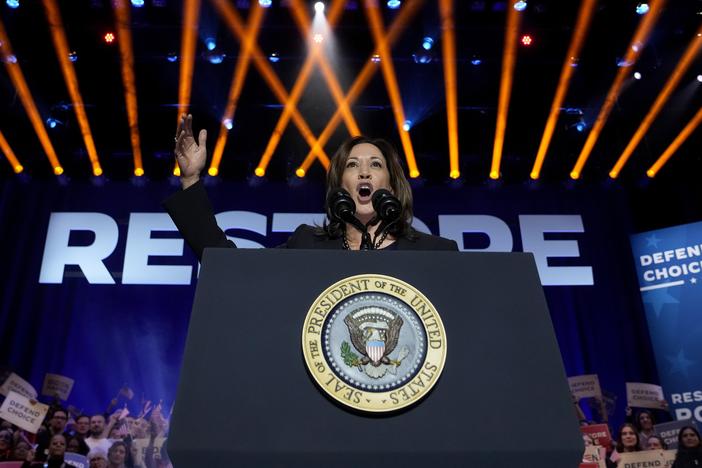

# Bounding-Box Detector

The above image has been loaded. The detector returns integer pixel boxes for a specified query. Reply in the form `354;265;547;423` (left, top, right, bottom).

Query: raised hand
174;114;208;189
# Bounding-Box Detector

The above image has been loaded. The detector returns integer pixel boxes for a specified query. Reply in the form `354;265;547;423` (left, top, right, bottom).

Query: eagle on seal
344;308;403;367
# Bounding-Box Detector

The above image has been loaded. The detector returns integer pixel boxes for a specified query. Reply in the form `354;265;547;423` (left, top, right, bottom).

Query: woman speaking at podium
165;114;457;258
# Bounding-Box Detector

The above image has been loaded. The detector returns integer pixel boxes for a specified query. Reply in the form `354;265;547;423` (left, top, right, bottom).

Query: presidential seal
302;274;447;413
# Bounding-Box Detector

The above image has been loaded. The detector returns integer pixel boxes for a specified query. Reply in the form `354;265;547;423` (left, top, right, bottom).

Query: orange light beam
174;0;201;176
289;0;359;136
439;0;459;179
490;3;521;180
646;106;702;178
114;0;144;176
256;0;347;176
208;3;266;176
531;0;597;180
297;0;424;174
570;0;665;179
363;0;419;178
0;18;63;174
209;0;330;171
44;0;103;176
0;130;23;173
610;24;702;179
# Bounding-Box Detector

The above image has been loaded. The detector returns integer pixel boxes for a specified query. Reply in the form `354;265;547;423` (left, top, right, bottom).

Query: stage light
6;0;19;8
295;168;305;177
575;120;586;132
46;117;59;129
634;71;642;79
4;54;16;63
617;57;633;67
521;34;532;46
93;166;103;176
14;164;23;173
387;0;400;9
254;167;265;177
471;56;482;65
449;169;460;179
131;0;144;7
402;120;412;131
697;74;702;82
412;52;432;64
54;166;63;175
636;2;649;15
205;37;216;51
208;167;218;176
223;118;233;130
513;0;526;11
268;52;279;62
314;1;324;13
313;33;323;43
104;32;115;43
258;0;271;7
371;54;380;63
167;52;178;62
207;52;225;64
68;51;77;62
422;36;434;50
134;167;144;176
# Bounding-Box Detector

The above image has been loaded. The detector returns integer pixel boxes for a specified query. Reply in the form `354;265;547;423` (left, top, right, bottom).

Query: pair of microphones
327;188;402;250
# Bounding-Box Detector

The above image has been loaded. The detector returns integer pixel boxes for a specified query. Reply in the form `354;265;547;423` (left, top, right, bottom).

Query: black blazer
164;181;458;260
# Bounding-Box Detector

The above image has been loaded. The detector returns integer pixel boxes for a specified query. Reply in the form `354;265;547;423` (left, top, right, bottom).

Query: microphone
371;189;401;222
327;189;372;249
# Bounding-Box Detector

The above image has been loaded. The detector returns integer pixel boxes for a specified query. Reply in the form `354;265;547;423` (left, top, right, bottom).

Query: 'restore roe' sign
38;212;594;286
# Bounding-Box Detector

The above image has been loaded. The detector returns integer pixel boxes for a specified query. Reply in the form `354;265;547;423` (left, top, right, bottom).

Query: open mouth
357;183;373;202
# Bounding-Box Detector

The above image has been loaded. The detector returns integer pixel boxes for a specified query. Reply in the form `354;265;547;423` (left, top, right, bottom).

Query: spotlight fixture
258;0;272;7
402;120;412;131
131;0;144;7
223;118;233;130
422;36;434;50
513;0;526;11
314;1;324;13
104;32;115;43
387;0;400;9
207;51;225;64
371;54;381;63
470;55;482;66
166;52;178;62
268;52;280;63
313;33;323;43
697;74;702;83
205;37;216;51
633;71;642;80
68;51;78;62
46;118;60;129
575;120;586;132
412;53;432;64
635;2;649;15
520;34;533;46
6;0;19;8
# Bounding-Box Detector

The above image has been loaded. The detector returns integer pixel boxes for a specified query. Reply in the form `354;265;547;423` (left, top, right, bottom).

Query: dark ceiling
0;0;700;188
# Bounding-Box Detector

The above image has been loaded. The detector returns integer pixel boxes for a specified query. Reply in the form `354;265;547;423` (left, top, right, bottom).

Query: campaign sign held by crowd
569;374;603;400
0;390;49;433
626;382;666;409
654;419;699;449
41;373;75;401
0;373;37;400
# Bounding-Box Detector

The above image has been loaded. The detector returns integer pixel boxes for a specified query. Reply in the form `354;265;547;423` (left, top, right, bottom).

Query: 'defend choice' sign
631;221;702;423
38;211;594;286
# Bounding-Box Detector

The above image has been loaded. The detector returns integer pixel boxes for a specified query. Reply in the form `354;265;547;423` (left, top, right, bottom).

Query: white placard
0;390;49;433
42;373;75;401
0;372;37;399
569;374;602;400
626;382;666;409
619;449;676;467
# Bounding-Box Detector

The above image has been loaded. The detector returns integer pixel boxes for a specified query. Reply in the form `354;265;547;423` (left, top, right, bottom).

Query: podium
168;249;582;467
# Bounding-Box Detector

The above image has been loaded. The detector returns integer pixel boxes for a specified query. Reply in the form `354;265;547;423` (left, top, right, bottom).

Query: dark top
163;180;458;260
673;447;702;468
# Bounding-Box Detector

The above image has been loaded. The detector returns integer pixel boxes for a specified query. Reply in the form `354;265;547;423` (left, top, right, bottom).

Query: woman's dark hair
635;409;655;430
645;434;666;449
321;135;415;240
616;423;641;453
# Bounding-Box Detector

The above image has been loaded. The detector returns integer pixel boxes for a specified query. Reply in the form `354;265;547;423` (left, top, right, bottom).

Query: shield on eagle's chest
366;340;385;363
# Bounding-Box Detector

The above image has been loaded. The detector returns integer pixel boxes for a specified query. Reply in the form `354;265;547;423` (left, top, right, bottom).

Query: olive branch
341;341;360;367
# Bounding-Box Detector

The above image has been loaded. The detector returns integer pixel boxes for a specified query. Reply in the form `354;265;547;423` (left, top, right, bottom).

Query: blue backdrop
0;178;663;427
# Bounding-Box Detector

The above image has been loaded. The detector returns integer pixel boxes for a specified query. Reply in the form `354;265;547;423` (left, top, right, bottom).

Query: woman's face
109;444;126;465
646;437;663;450
67;437;81;453
12;441;30;460
340;143;391;223
620;426;638;450
48;435;66;458
680;428;700;449
89;457;107;468
638;412;653;430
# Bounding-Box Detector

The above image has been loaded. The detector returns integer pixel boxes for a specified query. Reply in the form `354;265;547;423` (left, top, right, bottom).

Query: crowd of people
576;396;702;467
0;396;171;468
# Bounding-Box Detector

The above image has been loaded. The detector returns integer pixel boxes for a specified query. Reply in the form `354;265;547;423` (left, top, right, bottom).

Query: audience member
672;426;702;468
